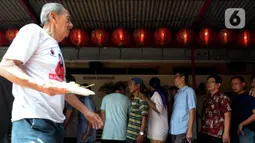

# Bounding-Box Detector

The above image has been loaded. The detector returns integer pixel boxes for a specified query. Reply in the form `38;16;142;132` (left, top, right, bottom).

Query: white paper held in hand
51;81;95;96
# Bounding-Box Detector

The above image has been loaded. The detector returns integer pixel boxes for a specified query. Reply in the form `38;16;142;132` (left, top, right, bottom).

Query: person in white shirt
138;77;169;143
0;3;103;143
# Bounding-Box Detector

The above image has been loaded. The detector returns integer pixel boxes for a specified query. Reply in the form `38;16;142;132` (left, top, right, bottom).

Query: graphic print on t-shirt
55;53;65;81
49;52;65;82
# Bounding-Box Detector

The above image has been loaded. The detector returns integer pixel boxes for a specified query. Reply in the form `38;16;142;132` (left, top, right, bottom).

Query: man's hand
237;123;245;136
136;135;144;143
250;88;255;97
186;130;192;143
83;111;103;129
222;132;230;143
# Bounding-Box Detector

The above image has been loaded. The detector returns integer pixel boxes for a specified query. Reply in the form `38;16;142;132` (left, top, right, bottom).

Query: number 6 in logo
225;8;245;29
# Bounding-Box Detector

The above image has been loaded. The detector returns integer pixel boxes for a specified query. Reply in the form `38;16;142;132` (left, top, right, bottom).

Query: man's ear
181;76;185;81
217;83;221;88
49;12;57;23
242;82;246;88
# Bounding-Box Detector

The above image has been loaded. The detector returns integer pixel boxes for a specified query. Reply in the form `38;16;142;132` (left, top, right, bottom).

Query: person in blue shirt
100;82;130;143
77;84;97;143
231;76;255;143
169;72;196;143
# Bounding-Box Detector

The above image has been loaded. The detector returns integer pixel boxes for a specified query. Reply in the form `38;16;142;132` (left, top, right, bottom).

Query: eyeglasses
207;81;216;84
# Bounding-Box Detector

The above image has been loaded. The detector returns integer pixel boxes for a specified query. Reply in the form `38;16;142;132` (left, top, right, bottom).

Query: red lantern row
65;28;255;47
1;28;253;48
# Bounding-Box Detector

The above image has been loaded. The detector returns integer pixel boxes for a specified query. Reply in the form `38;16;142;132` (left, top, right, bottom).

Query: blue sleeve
187;88;196;110
100;97;106;110
84;98;95;112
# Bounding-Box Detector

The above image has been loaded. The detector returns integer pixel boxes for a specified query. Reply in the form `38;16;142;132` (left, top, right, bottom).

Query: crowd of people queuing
64;73;255;143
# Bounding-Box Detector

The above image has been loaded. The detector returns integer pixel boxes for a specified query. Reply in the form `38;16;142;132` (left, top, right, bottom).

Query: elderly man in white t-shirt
0;3;103;143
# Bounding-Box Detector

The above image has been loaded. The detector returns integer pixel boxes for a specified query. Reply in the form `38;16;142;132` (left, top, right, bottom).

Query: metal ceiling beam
192;0;212;28
19;0;39;24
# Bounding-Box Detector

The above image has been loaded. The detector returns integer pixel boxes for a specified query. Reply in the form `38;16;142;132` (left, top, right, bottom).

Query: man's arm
65;94;103;129
224;112;231;132
140;116;147;133
250;88;255;96
0;60;40;90
144;97;160;113
100;110;105;122
187;108;196;134
221;95;231;143
138;100;148;133
223;112;231;137
241;110;255;126
186;88;196;141
0;60;67;96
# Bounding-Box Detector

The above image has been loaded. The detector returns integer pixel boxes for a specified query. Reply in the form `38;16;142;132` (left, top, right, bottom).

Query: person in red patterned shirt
200;75;231;143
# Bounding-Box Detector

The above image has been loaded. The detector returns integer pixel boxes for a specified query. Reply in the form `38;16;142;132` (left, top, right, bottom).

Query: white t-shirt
2;23;66;123
147;91;169;141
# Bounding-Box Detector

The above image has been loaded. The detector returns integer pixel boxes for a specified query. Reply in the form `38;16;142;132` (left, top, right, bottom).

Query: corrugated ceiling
0;0;253;30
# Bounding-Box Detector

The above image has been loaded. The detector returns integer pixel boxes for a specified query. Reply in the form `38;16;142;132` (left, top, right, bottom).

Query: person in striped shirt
126;78;149;143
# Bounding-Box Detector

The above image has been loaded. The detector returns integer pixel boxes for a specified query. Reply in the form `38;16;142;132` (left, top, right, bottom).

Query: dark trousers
102;140;126;143
198;133;222;143
126;138;137;143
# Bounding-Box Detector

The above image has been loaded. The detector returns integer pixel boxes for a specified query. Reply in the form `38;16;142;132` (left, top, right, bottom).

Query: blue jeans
239;128;255;143
12;118;64;143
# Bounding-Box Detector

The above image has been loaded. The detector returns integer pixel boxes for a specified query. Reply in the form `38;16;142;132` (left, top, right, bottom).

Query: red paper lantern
112;28;130;46
198;28;216;45
154;28;171;46
133;28;151;45
91;29;109;46
0;31;7;46
59;37;70;46
219;29;233;44
69;29;89;47
176;29;193;45
6;29;18;42
237;30;252;47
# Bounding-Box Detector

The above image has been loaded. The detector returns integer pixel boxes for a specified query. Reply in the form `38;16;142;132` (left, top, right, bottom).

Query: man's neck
178;83;186;89
43;24;59;42
236;90;245;95
133;91;139;97
210;89;219;95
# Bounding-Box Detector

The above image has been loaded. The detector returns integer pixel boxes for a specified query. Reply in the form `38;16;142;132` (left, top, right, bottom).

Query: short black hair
112;82;122;91
207;75;222;84
81;83;92;90
176;72;189;84
149;77;161;89
115;81;126;90
231;76;245;82
250;75;255;82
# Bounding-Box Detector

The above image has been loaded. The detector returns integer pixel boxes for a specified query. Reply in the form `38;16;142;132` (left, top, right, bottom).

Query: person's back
101;93;130;141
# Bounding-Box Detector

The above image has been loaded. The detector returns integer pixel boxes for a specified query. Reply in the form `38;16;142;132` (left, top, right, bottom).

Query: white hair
40;3;65;26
